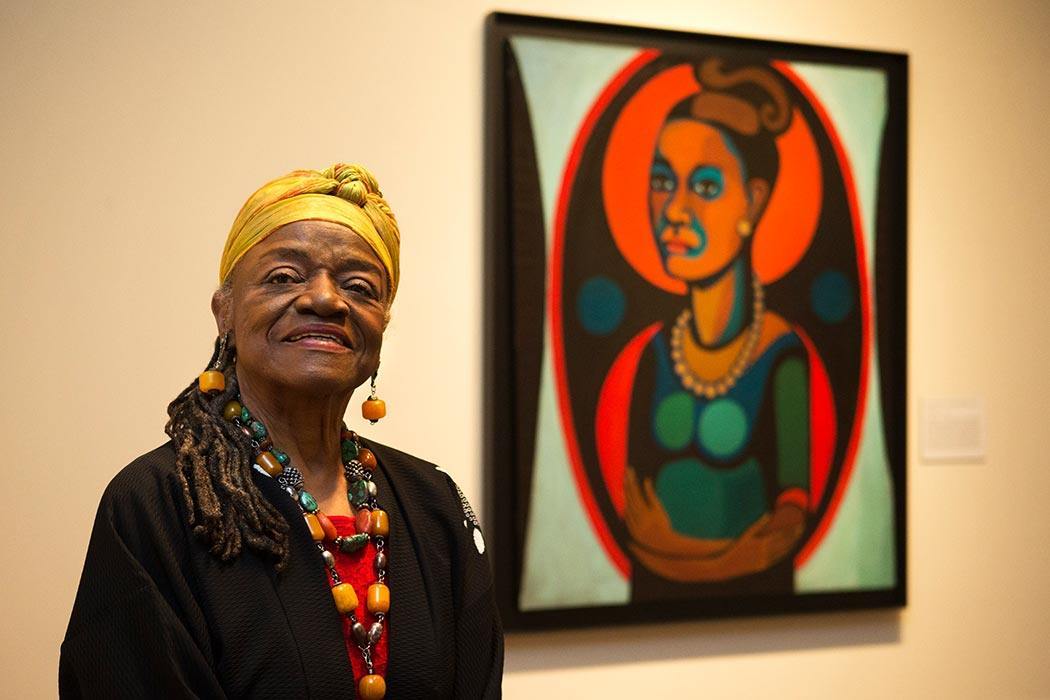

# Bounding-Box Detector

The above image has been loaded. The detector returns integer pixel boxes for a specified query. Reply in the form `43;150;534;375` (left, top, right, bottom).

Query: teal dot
698;398;749;458
653;391;695;451
811;269;854;323
576;276;625;335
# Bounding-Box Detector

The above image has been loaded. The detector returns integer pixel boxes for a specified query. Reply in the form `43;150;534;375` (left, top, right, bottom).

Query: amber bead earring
198;332;230;394
362;367;386;424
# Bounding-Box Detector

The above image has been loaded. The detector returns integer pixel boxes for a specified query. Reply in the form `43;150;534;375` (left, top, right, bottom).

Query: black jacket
60;440;503;698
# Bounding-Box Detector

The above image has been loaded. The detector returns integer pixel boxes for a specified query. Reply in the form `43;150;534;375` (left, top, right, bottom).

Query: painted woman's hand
623;467;730;559
756;501;806;561
625;468;805;582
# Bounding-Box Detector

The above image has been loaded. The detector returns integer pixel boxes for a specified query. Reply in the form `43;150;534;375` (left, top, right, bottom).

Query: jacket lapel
368;441;444;697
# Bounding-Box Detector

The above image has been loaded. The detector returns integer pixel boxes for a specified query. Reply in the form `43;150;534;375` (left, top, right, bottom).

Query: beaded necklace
221;396;390;700
670;276;765;400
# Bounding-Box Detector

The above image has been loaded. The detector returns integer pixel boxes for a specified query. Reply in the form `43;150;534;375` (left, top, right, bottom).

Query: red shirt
325;515;388;681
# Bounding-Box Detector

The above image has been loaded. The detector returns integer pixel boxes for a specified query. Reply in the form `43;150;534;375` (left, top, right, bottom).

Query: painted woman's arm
624;467;799;583
771;352;810;510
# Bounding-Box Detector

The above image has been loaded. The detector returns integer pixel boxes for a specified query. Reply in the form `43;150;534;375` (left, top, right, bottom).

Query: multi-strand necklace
221;396;389;700
670;276;766;400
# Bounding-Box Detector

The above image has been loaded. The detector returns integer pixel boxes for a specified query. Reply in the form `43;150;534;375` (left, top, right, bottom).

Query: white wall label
920;397;986;463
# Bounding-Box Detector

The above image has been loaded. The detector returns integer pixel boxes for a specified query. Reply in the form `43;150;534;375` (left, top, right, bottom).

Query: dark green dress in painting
628;328;810;599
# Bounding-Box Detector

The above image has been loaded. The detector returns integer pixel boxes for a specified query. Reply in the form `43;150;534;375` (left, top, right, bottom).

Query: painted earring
198;332;229;394
362;367;387;424
737;219;753;237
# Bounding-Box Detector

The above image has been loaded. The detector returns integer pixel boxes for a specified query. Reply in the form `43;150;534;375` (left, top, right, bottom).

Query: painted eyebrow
689;164;724;176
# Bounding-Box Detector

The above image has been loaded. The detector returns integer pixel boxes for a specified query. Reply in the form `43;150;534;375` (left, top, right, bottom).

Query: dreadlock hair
165;336;291;569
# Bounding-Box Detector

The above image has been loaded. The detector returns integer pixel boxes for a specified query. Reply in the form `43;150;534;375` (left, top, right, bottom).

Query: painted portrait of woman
492;27;905;623
621;59;814;598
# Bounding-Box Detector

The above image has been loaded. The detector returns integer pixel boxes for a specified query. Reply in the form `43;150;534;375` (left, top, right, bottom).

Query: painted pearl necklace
222;397;390;700
670;276;766;399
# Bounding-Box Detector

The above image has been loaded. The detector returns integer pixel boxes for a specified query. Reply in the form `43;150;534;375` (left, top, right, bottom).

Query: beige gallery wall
2;0;1049;697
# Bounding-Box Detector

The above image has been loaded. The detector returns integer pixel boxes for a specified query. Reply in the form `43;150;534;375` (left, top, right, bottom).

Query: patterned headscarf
219;163;400;302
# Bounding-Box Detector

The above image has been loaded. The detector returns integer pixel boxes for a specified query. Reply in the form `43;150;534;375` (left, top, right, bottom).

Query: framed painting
483;12;907;629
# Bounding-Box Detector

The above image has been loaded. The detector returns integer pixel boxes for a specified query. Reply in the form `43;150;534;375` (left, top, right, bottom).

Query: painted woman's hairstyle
667;58;794;187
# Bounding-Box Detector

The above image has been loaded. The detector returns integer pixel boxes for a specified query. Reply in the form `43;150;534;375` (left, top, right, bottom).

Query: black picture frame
484;12;907;631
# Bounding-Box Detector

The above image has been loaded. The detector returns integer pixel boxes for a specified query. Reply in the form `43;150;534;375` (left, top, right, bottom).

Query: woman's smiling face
217;220;388;399
649;119;751;282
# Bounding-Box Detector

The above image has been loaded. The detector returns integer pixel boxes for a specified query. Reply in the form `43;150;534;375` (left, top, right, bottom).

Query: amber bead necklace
220;395;391;700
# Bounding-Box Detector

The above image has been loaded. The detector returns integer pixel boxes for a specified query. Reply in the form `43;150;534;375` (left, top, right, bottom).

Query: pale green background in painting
789;63;897;591
512;36;638;610
513;37;896;611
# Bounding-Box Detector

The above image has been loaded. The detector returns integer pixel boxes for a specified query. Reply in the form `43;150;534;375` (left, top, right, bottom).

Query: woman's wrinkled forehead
219;164;400;301
236;221;389;295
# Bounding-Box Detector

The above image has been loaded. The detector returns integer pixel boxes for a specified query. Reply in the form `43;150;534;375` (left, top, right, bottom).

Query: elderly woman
59;165;503;698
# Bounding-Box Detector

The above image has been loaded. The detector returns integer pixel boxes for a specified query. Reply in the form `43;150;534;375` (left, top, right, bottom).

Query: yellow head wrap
219;163;400;302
